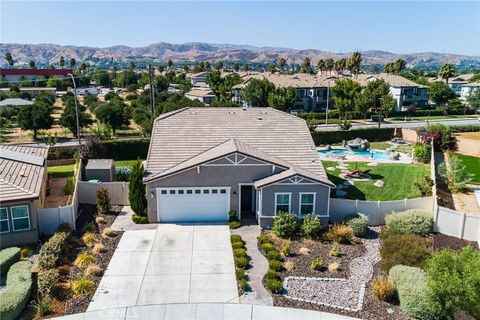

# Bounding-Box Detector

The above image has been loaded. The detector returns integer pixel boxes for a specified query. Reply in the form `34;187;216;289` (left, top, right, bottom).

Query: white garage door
156;187;230;222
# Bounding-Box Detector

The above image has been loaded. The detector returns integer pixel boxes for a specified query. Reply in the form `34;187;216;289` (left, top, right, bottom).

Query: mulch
432;233;479;251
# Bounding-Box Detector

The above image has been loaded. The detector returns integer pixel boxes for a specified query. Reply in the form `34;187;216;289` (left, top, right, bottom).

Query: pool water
318;148;390;160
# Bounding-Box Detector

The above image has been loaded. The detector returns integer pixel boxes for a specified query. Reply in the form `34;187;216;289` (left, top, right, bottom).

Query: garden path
283;227;381;312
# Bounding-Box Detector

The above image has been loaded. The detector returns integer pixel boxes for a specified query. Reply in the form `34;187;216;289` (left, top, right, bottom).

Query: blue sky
1;1;479;55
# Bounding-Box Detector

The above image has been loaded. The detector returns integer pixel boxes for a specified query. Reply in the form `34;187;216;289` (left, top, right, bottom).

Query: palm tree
5;52;14;67
59;56;65;69
303;57;311;73
438;64;456;84
317;59;325;75
325;58;334;75
395;59;406;73
279;58;286;72
384;62;395;74
29;60;36;69
157;64;165;73
69;58;76;69
335;58;347;75
348;51;362;77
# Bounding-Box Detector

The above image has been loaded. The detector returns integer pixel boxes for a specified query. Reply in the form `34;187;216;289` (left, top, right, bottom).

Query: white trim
10;205;31;232
274;192;291;215
327;194;331;218
0;207;9;233
259;189;263;217
299;192;316;215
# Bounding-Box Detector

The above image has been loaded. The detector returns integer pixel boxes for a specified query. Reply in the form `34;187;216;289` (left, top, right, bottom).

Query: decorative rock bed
282;227;381;312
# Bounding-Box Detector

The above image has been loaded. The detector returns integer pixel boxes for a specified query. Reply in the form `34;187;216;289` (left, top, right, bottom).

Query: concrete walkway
231;225;273;306
110;206;158;231
53;303;361;320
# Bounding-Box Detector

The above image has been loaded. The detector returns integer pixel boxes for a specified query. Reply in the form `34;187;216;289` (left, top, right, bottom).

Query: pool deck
317;147;412;164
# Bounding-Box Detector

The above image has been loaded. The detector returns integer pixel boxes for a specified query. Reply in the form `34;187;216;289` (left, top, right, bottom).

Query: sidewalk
110;206;158;231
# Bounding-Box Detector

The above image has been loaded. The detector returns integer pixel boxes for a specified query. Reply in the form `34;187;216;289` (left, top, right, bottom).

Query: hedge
0;261;33;320
385;209;433;237
345;213;369;237
389;265;437;320
312;127;395;145
38;231;69;270
101;138;150;160
0;247;20;276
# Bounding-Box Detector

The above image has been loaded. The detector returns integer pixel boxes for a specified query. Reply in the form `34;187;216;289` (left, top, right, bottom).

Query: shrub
238;279;249;291
284;260;295;272
265;269;279;280
96;188;111;215
329;242;340;257
71;278;95;295
280;240;291;257
269;259;283;271
385;209;433;237
101;138;150;160
20;247;32;259
38;268;59;296
233;248;247;258
92;243;107;254
372;276;395;301
389;265;437;320
345;213;368;237
267;250;281;261
301;215;322;239
310;257;324;271
413;143;432;163
425;246;480;319
0;247;21;276
95;216;106;224
257;234;271;245
129;160;147;216
132;214;149;224
299;247;311;255
228;210;238;222
438;156;474;193
311;127;395;145
265;278;283;293
272;212;297;239
102;228;117;238
85;264;103;277
82;232;99;248
64;176;75;195
229;221;241;229
115;166;131;181
230;235;243;244
74;251;96;268
58;222;72;233
38;232;69;270
33;295;52;318
82;222;95;233
326;224;355;244
231;241;244;249
0;261;32;320
234;256;249;269
235;268;246;280
380;233;430;272
260;243;276;253
328;262;341;273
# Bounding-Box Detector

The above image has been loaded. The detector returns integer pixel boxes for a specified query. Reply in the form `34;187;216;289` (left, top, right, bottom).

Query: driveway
87;224;239;311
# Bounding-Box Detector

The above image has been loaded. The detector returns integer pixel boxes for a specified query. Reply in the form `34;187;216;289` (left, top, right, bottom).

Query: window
11;205;30;231
178;190;184;194
299;193;316;215
186;190;193;194
203;189;210;194
220;189;226;194
169;190;176;194
0;208;9;233
212;189;218;194
195;190;201;194
161;190;167;195
275;193;291;214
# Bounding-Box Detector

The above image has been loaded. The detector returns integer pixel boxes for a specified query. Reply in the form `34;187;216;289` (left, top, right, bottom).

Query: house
460;81;480;101
184;88;216;105
0;98;34;108
0;144;48;248
429;74;476;95
189;72;209;85
73;87;102;96
143;107;335;228
0;87;57;98
0;68;72;82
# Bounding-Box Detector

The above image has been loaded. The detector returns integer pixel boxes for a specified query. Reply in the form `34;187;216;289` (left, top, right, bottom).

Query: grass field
48;159;144;178
369;142;413;154
389;115;478;121
322;161;430;201
450;153;480;183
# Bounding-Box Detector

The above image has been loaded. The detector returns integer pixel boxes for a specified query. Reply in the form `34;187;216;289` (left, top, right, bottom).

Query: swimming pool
318;148;390;161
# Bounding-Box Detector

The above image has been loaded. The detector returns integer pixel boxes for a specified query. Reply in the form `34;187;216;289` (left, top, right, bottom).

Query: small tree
16;102;53;139
438;156;474;193
96;188;111;215
129;160;147;216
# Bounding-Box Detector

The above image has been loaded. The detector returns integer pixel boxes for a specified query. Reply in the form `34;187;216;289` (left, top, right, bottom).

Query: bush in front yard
266;250;281;261
232;241;245;250
265;269;279;280
385;209;433;237
132;214;149;224
265;278;283;293
233;248;247;258
326;224;355;244
230;235;243;244
96;187;111;215
260;243;276;253
280;240;291;257
0;261;33;320
425;245;480;319
234;256;249;269
310;257;324;271
129;160;147;216
71;278;95;296
345;213;369;237
257;234;271;245
301;215;322;239
272;212;298;239
38;268;60;296
229;221;241;229
372;276;395;301
380;233;431;272
389;265;437;320
38;231;69;270
0;247;20;276
269;259;283;271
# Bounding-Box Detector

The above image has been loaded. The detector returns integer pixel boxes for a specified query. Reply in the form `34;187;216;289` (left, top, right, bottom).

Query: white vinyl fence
329;197;434;225
77;181;130;206
38;165;81;235
434;207;480;243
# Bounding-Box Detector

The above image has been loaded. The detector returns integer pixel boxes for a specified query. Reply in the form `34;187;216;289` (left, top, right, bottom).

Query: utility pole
68;73;81;145
148;64;155;116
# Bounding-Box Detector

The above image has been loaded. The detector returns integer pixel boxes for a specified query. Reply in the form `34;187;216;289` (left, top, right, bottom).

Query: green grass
369;142;413;154
322;161;430;201
389;115;477;121
115;159;144;168
48;164;75;178
450;153;480;183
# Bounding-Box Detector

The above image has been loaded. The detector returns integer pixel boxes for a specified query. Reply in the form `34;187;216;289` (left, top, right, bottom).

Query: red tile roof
0;69;73;76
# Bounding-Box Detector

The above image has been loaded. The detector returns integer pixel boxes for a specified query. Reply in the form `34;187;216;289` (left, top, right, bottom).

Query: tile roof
0;98;34;107
144;108;331;186
254;167;335;188
185;89;215;98
0;144;48;202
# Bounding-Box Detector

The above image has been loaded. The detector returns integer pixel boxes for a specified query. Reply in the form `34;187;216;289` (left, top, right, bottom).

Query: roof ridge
153;107;190;124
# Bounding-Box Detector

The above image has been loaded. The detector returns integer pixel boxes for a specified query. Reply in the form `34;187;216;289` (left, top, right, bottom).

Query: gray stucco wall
0;199;40;249
146;163;282;222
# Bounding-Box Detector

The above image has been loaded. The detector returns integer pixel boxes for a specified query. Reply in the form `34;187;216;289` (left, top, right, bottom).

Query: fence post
377;201;381;225
355;199;359;214
460;213;466;239
404;198;407;211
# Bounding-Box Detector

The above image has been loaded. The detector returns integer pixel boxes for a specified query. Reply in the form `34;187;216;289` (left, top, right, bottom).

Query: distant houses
0;68;72;82
460;81;480;101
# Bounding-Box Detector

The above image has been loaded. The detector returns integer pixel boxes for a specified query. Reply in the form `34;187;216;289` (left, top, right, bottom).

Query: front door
240;185;254;213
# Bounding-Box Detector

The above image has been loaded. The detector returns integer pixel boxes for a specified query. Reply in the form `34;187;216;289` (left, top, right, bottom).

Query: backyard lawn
369;141;413;154
48;159;143;178
322;161;431;200
450;153;480;183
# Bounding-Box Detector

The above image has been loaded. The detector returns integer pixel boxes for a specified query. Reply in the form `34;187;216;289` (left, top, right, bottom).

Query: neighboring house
189;72;209;85
73;87;102;96
143;107;335;228
0;98;33;108
0;144;48;248
0;68;72;82
428;74;475;96
460;81;480;101
184;88;215;105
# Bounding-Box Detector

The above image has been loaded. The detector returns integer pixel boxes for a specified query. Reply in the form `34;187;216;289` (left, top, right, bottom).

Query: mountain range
1;42;479;66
